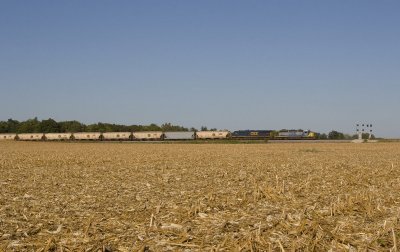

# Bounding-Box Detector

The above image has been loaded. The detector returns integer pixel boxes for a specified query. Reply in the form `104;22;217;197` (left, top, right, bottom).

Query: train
0;129;316;141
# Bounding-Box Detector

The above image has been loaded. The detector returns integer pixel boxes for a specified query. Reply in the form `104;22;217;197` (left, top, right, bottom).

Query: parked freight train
0;129;316;141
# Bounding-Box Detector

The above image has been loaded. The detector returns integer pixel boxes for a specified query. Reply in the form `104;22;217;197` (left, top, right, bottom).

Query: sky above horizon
1;1;399;137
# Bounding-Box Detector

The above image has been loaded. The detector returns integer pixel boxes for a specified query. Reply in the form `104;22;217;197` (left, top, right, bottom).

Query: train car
276;130;316;139
132;131;163;141
44;133;72;140
72;132;102;140
231;130;272;139
196;131;230;139
164;131;196;140
0;133;17;140
102;132;132;140
17;133;44;141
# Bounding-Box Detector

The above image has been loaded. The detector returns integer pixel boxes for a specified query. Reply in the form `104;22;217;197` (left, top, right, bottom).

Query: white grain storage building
102;132;131;140
164;132;195;140
73;132;102;140
18;133;44;141
196;131;230;139
0;134;17;140
44;133;72;140
133;131;163;140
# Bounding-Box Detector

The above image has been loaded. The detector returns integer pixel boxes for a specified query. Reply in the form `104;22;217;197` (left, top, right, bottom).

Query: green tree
362;133;375;139
161;123;188;132
200;126;208;131
0;118;191;134
6;119;20;133
40;118;60;133
17;117;41;133
86;123;101;132
328;130;345;140
0;121;8;133
319;133;328;140
144;123;162;131
59;121;85;132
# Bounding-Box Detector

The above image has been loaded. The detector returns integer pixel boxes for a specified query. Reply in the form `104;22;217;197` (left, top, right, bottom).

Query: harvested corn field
1;142;400;251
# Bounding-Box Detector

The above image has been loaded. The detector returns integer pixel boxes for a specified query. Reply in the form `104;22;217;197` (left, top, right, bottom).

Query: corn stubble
0;142;400;251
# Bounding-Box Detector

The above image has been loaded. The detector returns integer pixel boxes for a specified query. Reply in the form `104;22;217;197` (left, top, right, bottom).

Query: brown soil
0;142;399;251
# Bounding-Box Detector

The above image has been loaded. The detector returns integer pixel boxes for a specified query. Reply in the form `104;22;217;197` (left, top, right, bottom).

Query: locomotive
231;130;272;139
273;130;316;140
231;129;316;140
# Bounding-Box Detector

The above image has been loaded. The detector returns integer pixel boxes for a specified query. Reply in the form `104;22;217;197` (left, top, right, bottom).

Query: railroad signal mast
356;123;373;140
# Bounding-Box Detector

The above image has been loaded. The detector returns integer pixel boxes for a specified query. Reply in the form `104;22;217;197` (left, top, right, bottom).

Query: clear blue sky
1;1;399;137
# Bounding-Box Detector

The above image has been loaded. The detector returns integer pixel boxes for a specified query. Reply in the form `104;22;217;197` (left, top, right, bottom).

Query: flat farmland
1;142;400;251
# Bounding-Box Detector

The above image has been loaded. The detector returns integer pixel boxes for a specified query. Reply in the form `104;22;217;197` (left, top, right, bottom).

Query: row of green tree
317;131;375;140
0;118;196;133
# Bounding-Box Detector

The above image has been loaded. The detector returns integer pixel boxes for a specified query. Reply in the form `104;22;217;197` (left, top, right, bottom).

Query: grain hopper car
102;132;132;141
0;134;17;140
132;131;164;141
196;131;231;139
164;132;196;140
44;133;72;140
17;133;44;141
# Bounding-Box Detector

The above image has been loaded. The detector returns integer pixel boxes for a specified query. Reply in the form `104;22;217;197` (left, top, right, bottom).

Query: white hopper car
102;132;131;140
44;133;72;140
72;132;102;140
196;131;231;139
133;131;163;140
17;133;44;141
0;134;17;140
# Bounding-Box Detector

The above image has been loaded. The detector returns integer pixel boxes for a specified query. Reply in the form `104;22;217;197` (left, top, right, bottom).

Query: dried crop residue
0;142;400;251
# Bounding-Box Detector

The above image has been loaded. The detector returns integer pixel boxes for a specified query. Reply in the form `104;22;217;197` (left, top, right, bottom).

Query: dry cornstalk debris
0;141;400;251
